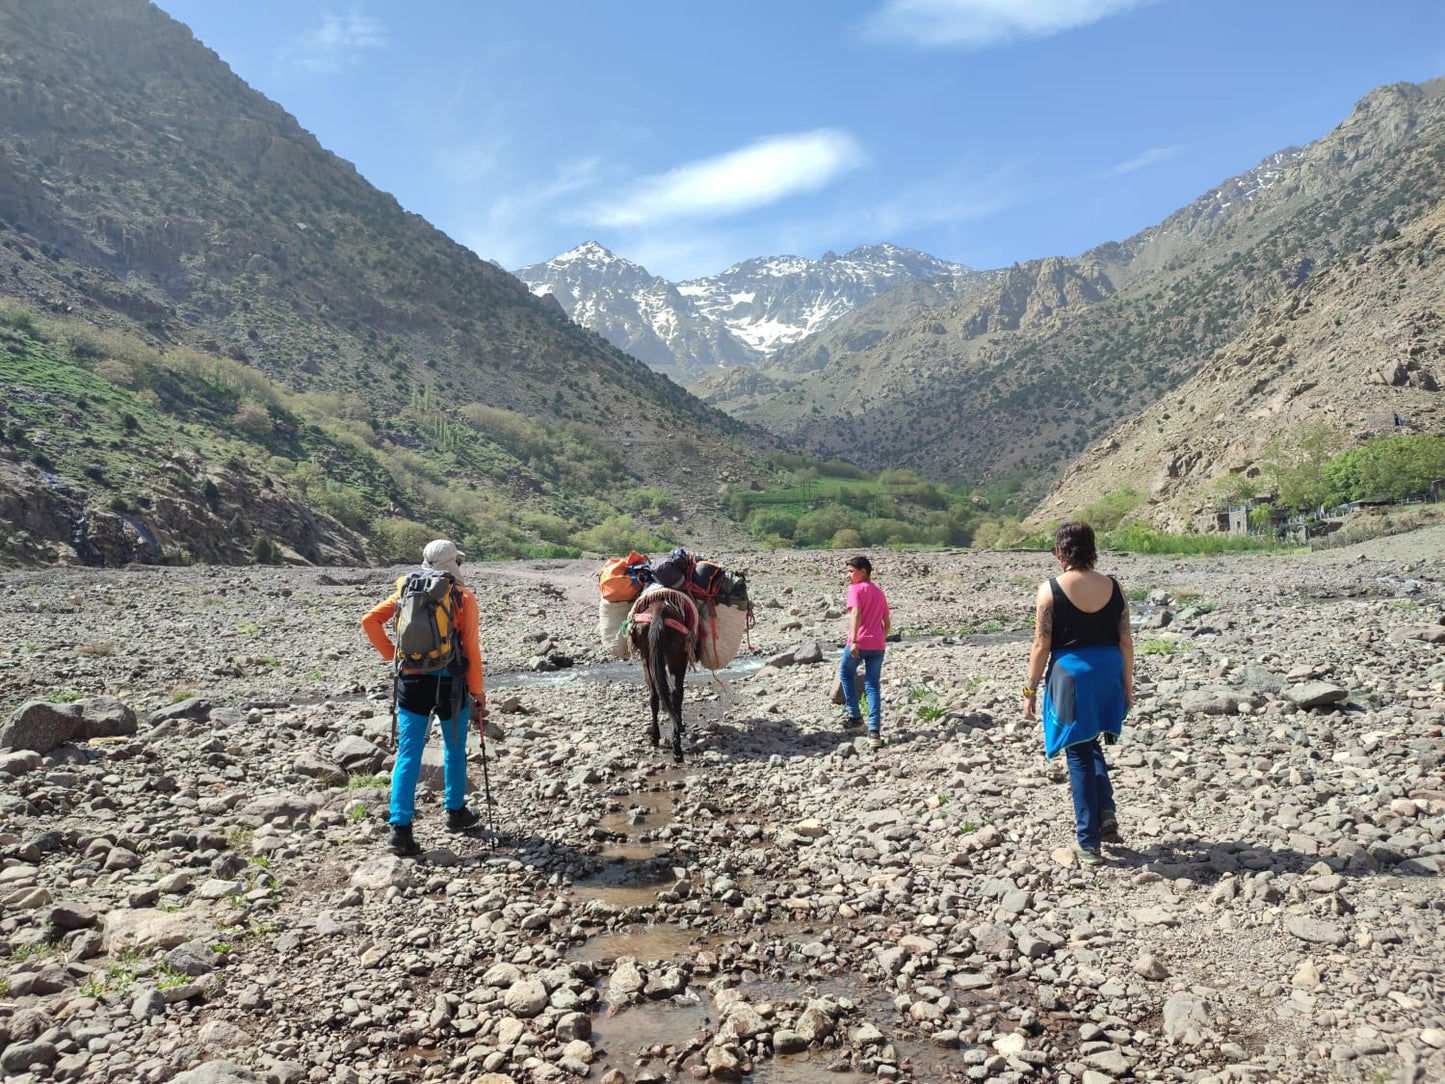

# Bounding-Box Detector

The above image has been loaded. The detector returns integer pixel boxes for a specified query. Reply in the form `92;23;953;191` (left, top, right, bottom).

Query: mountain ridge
0;0;778;565
698;79;1445;502
514;240;985;381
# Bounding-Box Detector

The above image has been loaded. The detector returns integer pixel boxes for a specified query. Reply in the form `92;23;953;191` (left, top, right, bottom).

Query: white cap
422;539;465;572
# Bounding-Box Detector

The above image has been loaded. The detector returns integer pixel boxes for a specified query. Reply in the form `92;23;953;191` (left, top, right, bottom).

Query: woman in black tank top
1023;522;1135;865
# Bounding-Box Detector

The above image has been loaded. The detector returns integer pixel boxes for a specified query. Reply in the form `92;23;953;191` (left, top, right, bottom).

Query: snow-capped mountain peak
513;243;973;380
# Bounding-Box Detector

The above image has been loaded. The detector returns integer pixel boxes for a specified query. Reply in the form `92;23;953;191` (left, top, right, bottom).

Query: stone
1286;917;1347;946
0;1041;59;1073
1162;992;1213;1038
0;700;82;753
333;735;386;774
235;792;315;826
103;909;218;953
170;1062;269;1084
1133;951;1169;980
773;1029;807;1055
1282;682;1348;709
148;697;213;725
503;977;548;1017
350;856;414;891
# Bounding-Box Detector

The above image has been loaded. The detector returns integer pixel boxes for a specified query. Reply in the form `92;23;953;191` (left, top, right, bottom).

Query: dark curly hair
1054;521;1097;570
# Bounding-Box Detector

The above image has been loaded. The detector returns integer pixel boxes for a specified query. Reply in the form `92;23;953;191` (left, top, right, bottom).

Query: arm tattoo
1038;603;1053;639
1118;600;1131;640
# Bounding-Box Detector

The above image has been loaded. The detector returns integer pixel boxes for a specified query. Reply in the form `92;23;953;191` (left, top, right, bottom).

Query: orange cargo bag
599;550;649;602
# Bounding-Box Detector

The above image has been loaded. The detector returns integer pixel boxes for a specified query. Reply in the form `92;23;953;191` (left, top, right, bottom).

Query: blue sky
152;1;1445;281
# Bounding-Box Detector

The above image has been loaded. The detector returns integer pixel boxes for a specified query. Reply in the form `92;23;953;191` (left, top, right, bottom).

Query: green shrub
1078;487;1145;531
372;518;433;563
794;505;854;546
747;508;798;540
251;535;282;564
571;514;668;556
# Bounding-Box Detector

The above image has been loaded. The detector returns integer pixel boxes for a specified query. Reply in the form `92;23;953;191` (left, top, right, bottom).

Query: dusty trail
0;532;1442;1082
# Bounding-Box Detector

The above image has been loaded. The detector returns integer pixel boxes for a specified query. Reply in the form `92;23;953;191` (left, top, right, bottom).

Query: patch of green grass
1391;599;1420;611
347;804;368;824
964;673;992;692
168;686;197;703
224;825;254;850
12;943;51;962
1138;637;1189;655
1102;524;1301;555
211;942;232;954
81;961;140;1001
1126;585;1149;602
155;965;192;989
49;688;83;703
249;855;272;869
235;621;260;636
18;641;41;652
346;773;390;789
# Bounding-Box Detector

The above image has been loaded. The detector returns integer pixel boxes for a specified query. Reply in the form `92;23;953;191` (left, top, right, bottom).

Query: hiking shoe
842;715;864;731
1100;811;1121;843
387;823;421;857
868;734;883;750
446;806;481;832
1071;842;1104;867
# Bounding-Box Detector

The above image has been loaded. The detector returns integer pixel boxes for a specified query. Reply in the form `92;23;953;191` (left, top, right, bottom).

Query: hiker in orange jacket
362;539;485;855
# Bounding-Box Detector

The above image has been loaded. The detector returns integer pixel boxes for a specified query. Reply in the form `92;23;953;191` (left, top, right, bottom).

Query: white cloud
276;12;386;75
1107;145;1180;175
863;0;1156;48
457;158;605;270
583;130;866;229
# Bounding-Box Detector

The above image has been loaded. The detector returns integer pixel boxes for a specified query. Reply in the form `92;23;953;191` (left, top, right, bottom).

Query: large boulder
1;701;83;753
78;696;138;738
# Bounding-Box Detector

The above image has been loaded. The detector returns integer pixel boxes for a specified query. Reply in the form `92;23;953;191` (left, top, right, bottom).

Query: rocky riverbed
2;529;1444;1084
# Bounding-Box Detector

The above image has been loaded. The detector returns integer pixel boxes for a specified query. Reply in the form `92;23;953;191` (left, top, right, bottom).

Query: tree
1261;424;1337;511
747;508;798;541
794;505;854;547
1325;432;1445;503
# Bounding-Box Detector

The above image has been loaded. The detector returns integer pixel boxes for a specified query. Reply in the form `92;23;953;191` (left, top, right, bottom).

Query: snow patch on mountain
514;240;971;379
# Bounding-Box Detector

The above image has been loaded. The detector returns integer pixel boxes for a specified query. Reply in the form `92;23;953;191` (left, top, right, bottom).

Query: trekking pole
478;718;497;848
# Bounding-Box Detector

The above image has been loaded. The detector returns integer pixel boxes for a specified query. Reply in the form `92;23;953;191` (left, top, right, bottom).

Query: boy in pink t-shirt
840;555;891;744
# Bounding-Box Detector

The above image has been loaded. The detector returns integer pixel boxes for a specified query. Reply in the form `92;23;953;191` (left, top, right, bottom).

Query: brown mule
628;590;696;762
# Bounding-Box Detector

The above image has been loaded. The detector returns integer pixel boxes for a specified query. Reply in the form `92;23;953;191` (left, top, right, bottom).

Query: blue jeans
839;648;885;733
1065;739;1114;849
390;699;470;826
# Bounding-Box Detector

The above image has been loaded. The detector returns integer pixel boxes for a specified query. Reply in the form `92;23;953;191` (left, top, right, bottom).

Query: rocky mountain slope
515;242;986;382
0;0;777;566
1030;196;1445;531
700;80;1445;500
1;540;1442;1082
514;243;760;379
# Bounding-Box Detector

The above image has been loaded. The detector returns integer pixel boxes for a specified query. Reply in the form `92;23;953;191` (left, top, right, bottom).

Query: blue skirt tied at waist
1042;645;1126;760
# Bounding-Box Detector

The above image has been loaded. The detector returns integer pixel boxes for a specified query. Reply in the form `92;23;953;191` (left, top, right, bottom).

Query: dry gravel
1;529;1443;1083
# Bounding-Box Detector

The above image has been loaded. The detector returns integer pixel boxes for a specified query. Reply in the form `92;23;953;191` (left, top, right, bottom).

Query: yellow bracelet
1022;685;1036;697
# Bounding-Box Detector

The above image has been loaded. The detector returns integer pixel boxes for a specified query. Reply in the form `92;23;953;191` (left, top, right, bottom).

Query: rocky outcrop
0;453;368;567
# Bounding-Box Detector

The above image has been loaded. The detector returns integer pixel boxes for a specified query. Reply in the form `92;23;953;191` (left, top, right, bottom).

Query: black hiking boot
1100;810;1122;844
387;823;422;856
446;806;481;832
